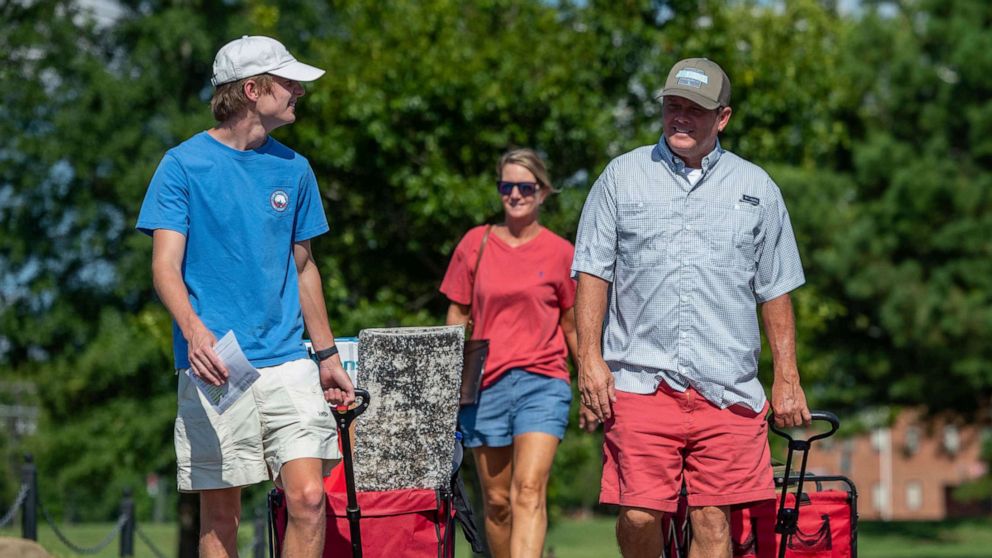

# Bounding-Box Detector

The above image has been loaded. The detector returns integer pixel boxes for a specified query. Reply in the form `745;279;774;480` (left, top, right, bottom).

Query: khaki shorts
174;358;340;492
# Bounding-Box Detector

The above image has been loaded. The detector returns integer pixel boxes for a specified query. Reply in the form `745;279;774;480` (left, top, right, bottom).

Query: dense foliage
1;0;990;519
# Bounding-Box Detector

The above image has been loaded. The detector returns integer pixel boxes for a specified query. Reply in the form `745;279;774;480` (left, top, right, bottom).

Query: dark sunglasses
496;181;541;196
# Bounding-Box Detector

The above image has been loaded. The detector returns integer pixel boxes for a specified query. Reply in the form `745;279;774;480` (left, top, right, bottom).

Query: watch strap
315;345;339;361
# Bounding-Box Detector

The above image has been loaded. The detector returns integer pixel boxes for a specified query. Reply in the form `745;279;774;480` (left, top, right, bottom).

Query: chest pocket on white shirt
706;203;762;270
617;202;671;268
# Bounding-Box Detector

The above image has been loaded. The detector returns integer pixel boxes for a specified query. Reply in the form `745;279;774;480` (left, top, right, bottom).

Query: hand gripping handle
768;410;840;444
334;388;371;430
769;410;840;558
333;388;369;558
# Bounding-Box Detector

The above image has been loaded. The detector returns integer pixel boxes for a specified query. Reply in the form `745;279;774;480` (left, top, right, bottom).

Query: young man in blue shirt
137;36;353;558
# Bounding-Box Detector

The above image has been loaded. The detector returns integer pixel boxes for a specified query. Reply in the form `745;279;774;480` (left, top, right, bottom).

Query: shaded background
1;0;990;528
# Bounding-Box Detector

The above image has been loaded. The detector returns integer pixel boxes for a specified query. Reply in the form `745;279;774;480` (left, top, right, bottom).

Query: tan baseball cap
211;35;325;86
660;58;731;110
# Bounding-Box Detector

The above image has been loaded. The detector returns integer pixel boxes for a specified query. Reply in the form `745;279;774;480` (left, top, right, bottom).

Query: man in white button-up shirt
572;58;811;558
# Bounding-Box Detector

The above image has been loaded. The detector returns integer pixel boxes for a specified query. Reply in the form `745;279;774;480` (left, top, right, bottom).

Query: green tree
0;0;668;519
0;0;254;520
4;0;992;525
274;0;674;513
285;0;665;336
805;0;992;414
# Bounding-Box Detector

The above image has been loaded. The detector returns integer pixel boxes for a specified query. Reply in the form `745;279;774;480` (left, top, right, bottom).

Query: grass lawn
4;516;992;557
458;516;620;558
452;516;992;558
858;518;992;558
0;522;254;558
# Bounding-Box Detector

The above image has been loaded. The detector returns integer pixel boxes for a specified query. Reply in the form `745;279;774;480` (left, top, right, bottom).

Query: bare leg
687;506;731;558
280;458;333;558
616;506;663;558
473;445;514;558
199;488;241;558
509;433;559;558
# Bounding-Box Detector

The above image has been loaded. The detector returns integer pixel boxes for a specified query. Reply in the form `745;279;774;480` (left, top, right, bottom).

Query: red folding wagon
731;474;858;558
664;411;859;558
268;484;461;558
267;389;483;558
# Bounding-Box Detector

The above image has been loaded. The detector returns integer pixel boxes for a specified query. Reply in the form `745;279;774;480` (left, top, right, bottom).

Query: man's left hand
770;376;811;428
319;360;356;407
578;406;601;433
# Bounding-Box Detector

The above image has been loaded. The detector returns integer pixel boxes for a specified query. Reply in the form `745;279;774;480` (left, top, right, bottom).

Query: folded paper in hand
186;330;261;414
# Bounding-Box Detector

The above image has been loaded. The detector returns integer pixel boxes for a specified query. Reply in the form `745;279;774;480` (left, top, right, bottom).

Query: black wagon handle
768;410;840;558
333;387;370;558
334;388;371;429
768;410;840;444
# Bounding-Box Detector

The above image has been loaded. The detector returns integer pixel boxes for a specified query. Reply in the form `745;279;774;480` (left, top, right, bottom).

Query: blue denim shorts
459;368;572;448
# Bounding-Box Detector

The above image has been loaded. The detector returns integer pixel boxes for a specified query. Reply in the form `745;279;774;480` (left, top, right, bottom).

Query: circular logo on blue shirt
270;190;289;212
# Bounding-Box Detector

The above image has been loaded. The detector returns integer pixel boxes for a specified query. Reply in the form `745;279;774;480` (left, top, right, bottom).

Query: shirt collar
655;136;724;174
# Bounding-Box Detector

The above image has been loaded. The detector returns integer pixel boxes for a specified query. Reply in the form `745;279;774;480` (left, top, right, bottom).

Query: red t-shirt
440;225;576;388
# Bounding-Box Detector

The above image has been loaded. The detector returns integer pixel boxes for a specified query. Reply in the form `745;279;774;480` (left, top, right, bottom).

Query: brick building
798;408;989;520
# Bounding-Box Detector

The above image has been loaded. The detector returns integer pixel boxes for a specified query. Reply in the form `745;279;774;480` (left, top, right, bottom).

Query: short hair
497;148;557;193
210;74;274;122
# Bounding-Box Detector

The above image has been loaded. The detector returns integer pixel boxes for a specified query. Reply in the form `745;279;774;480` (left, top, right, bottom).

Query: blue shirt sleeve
136;152;190;237
293;165;329;242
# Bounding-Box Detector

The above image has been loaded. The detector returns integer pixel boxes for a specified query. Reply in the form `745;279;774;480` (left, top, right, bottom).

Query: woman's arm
559;306;578;362
446;302;471;326
561;304;599;432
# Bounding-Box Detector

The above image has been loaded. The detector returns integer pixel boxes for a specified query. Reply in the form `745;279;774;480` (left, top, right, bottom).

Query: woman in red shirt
441;148;596;558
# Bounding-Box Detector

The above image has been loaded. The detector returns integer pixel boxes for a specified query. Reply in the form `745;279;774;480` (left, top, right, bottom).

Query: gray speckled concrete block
353;325;464;491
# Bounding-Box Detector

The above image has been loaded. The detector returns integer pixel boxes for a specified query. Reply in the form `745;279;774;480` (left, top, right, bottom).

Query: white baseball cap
211;35;325;86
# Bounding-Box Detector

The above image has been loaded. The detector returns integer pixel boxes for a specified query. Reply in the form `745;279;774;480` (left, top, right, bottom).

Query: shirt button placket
677;194;691;379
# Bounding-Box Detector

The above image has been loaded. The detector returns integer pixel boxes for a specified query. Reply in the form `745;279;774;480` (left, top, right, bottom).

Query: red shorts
600;384;775;512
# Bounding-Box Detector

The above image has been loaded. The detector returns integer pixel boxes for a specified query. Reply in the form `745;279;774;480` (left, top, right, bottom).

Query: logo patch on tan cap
676;68;709;88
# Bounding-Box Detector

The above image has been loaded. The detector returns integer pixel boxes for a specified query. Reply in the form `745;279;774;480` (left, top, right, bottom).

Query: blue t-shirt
136;131;329;369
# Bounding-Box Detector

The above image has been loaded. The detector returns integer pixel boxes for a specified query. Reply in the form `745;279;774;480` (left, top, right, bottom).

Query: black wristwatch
314;345;339;362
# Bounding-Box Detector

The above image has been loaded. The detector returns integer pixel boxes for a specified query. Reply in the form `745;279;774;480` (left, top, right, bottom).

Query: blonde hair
497;148;557;193
210;74;274;122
